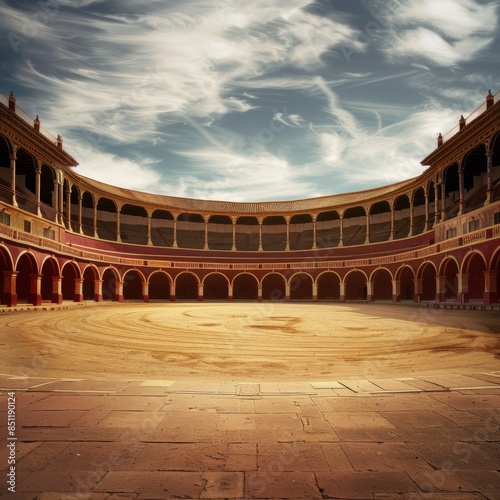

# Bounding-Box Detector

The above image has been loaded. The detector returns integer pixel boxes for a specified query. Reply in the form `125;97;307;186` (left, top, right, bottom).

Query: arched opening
102;268;118;301
396;266;414;301
393;195;410;239
97;198;118;241
151;210;174;247
441;258;459;301
203;273;228;300
40;164;57;221
61;262;79;301
235;216;259;251
175;272;198;300
372;268;392;301
427;181;436;229
81;192;95;237
262;273;286;301
123;270;144;300
344;271;367;300
290;273;313;300
369;201;391;243
343;207;366;246
412;188;426;235
443;164;460;220
121;205;148;245
0;246;13;306
317;272;340;300
149;272;170;300
463;144;488;212
62;179;71;229
16;253;38;304
419;263;436;301
70;184;80;232
208;215;233;250
262;216;286;251
491;131;500;202
41;257;59;303
233;273;258;300
82;266;97;301
316;211;340;248
493;250;500;304
464;253;486;302
0;136;13;204
15;149;38;216
177;213;205;249
290;214;313;250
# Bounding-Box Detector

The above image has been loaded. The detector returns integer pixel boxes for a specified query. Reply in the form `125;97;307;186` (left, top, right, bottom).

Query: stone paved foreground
1;372;500;499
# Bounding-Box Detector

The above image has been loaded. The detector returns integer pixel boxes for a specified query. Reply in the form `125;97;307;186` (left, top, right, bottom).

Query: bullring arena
0;91;499;499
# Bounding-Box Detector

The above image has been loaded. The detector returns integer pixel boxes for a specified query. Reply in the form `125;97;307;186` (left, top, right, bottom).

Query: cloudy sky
0;0;499;202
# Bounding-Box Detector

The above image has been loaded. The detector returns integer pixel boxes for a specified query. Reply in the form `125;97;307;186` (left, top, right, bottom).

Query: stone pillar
231;216;237;251
339;281;345;302
30;274;42;306
172;213;178;248
116;206;122;243
203;215;209;250
52;179;59;221
52;275;63;304
434;182;440;225
312;215;317;250
198;283;204;301
285;282;291;302
93;202;98;238
392;279;400;302
116;281;124;302
228;283;233;301
458;165;464;215
440;181;446;222
389;203;395;241
415;278;423;303
312;282;318;302
365;212;370;244
424;190;430;231
435;275;446;303
285;216;290;251
9;153;17;207
409;200;414;237
457;273;469;304
257;284;262;303
65;187;72;230
78;194;83;233
147;214;152;246
366;280;374;302
74;278;83;303
170;281;176;301
94;279;103;302
142;281;149;302
339;213;344;247
1;270;18;307
483;270;497;305
485;151;493;204
58;178;64;225
258;217;263;251
35;164;42;217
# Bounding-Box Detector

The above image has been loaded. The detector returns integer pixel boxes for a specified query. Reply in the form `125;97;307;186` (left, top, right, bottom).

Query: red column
1;271;18;307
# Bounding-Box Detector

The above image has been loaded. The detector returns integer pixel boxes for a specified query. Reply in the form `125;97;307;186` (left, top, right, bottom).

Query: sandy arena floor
1;302;499;381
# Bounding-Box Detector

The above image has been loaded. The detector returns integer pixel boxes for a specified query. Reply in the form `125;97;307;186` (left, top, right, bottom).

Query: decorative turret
486;89;494;110
437;132;443;147
34;115;40;132
57;134;63;149
8;91;16;112
459;114;466;131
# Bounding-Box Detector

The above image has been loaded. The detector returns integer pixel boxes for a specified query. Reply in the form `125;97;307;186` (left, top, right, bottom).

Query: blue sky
1;0;499;202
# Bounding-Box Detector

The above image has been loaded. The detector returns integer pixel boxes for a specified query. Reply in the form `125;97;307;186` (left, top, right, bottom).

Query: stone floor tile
316;470;419;499
217;413;256;430
70;408;113;427
11;391;50;410
254;413;303;430
94;470;206;498
37;493;112;500
465;425;500;441
22;394;107;411
409;441;500;470
16;442;72;472
430;393;500;411
341;441;435;473
433;408;492;426
16;469;106;493
95;410;165;430
132;442;257;471
323;411;395;429
335;427;403;442
258;442;330;472
99;396;164;411
392;427;459;443
253;397;303;413
380;410;455;428
21;410;87;427
320;442;355;472
245;471;322;498
19;426;123;442
200;471;244;499
373;494;488;500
